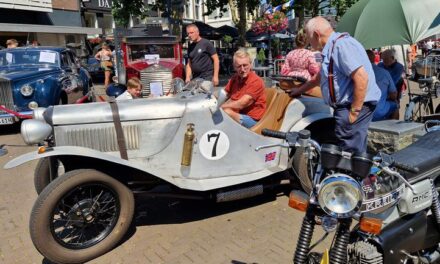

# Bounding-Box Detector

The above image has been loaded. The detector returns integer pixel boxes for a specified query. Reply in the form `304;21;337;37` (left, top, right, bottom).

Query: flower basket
252;11;288;35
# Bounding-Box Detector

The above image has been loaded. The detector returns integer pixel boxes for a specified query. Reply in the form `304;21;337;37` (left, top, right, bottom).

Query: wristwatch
350;107;362;113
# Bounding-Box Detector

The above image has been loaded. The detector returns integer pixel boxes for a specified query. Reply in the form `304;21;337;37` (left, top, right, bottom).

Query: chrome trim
0;78;14;114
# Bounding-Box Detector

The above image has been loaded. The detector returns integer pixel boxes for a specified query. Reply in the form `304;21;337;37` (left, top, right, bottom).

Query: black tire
34;158;65;194
30;169;134;264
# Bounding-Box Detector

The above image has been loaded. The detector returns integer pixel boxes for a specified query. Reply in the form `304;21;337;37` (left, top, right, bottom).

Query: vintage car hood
128;59;180;72
44;94;214;126
0;66;60;80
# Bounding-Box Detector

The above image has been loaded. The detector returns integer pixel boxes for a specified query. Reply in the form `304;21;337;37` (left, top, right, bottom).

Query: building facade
0;0;100;47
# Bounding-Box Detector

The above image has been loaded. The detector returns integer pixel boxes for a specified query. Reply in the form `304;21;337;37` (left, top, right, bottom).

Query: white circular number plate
199;130;230;160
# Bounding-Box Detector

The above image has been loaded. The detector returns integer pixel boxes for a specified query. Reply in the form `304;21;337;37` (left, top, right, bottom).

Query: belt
334;101;377;110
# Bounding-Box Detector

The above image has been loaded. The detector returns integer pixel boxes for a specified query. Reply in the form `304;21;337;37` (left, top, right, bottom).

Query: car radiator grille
140;70;173;97
0;78;14;114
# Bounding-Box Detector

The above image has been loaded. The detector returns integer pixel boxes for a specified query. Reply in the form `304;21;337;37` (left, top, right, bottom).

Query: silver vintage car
4;80;334;263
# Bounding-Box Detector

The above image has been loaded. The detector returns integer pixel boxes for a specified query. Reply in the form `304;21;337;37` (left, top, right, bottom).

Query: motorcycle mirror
0;144;8;157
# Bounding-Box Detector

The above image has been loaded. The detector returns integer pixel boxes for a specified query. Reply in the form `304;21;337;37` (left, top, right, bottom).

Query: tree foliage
112;0;148;27
204;0;261;46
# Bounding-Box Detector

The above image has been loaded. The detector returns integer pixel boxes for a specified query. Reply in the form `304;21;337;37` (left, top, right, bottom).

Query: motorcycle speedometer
318;173;363;218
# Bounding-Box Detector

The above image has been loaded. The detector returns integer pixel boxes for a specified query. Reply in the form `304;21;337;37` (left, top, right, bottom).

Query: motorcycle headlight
20;84;34;96
173;78;185;93
318;174;363;218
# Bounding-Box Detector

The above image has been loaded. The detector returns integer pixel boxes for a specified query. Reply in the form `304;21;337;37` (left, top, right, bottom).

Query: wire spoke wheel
30;169;134;264
51;183;120;249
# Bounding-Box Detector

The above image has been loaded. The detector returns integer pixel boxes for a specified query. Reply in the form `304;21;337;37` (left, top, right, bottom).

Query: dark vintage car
412;49;440;79
0;46;92;125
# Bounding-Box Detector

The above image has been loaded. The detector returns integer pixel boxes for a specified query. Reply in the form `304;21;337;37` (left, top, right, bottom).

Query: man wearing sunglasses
221;49;266;128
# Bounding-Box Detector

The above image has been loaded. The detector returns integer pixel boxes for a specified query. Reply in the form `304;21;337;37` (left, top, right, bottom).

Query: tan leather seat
251;90;292;134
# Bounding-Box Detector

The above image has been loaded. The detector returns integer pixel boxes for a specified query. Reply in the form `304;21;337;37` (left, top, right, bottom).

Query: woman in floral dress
280;29;320;80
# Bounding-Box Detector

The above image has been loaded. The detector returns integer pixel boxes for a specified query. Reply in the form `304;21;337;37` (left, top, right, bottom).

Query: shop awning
0;23;102;35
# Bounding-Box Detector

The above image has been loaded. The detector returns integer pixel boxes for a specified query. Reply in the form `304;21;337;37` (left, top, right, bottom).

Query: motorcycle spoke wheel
51;183;120;249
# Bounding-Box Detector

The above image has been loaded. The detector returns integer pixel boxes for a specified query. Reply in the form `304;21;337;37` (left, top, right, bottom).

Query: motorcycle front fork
293;204;352;264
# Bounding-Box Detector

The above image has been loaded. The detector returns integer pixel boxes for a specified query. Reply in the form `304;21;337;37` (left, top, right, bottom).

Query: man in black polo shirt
185;24;219;86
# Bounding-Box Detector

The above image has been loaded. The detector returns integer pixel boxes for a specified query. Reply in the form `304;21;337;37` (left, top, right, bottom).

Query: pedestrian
280;28;320;81
290;16;381;153
378;49;405;99
116;77;142;101
95;43;113;89
185;24;219;86
6;39;18;48
366;50;399;121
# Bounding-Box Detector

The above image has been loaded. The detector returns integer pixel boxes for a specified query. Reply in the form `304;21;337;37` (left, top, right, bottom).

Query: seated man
366;50;399;121
378;49;405;98
221;49;266;128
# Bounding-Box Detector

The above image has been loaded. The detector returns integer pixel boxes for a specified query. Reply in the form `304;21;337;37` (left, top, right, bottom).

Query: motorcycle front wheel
30;169;134;264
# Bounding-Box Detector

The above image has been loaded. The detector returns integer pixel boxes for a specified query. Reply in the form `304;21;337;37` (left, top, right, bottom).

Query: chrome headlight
28;101;39;110
21;119;52;145
318;174;363;218
20;84;34;96
173;77;185;93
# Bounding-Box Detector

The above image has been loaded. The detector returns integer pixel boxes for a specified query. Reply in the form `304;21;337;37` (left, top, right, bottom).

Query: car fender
4;146;147;173
289;112;334;132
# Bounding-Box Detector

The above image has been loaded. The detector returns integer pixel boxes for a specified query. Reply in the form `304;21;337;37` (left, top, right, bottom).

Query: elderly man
378;49;405;89
185;24;219;86
366;50;399;121
221;49;266;128
290;17;381;153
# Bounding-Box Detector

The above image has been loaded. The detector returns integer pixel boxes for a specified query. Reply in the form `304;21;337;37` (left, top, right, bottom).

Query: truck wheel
30;169;134;264
34;158;65;194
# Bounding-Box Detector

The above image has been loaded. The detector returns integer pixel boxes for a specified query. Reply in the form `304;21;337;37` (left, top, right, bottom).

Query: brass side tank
181;123;195;166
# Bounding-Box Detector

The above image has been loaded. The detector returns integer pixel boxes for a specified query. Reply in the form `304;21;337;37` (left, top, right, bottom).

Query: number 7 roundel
199;130;230;160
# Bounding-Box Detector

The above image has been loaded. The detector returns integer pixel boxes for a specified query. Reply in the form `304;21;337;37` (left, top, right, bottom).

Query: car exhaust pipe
216;185;264;203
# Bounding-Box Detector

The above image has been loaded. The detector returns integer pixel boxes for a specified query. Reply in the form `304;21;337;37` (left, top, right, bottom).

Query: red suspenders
327;33;348;105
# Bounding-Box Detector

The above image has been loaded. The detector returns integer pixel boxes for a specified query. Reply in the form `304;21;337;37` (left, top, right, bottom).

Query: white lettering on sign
98;0;111;8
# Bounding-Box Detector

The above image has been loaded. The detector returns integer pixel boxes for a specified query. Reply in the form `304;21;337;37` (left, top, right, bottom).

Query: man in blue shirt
378;49;405;96
366;50;399;121
291;17;381;153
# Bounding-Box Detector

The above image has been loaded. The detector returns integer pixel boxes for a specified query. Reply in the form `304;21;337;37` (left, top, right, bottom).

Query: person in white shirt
116;77;142;101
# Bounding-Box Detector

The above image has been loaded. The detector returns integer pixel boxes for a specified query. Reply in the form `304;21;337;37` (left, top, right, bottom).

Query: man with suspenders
290;17;381;153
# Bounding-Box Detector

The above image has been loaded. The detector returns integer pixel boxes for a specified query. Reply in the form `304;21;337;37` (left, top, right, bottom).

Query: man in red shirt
222;49;266;128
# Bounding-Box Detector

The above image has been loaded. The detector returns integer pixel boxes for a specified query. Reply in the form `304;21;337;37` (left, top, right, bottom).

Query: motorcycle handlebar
261;129;287;139
393;161;420;174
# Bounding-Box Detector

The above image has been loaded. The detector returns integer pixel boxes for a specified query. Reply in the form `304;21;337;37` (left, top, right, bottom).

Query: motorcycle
261;119;440;264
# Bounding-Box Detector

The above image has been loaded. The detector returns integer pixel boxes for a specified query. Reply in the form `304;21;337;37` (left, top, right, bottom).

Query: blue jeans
239;114;257;128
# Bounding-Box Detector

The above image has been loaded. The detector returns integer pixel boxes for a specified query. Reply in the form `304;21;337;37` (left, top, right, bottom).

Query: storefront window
84;12;97;28
103;14;113;35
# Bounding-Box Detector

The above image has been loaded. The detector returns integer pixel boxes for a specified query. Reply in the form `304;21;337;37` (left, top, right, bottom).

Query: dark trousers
333;102;376;154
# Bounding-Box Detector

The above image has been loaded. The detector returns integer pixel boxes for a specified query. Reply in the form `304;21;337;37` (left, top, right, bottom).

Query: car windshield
127;44;175;62
0;49;60;67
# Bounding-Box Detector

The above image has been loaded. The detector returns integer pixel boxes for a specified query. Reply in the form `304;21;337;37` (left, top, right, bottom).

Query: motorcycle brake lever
255;143;290;151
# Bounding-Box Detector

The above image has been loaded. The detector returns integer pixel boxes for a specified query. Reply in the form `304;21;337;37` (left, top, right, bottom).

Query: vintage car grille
55;124;140;152
140;65;173;97
0;78;14;114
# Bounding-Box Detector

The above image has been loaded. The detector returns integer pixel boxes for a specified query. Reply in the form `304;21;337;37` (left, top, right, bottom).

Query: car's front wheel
34;157;65;194
30;169;134;264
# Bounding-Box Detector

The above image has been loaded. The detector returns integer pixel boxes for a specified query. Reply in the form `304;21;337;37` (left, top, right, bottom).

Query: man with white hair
378;49;405;96
290;16;381;153
222;49;266;128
